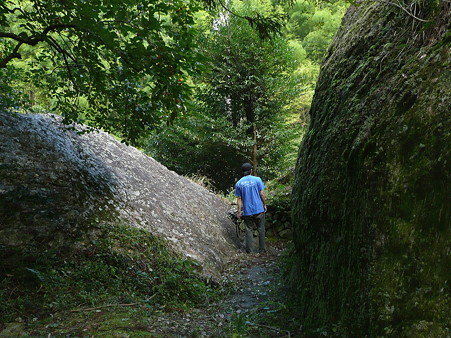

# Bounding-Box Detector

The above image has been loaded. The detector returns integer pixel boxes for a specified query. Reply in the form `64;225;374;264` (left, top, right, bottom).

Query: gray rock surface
0;112;238;274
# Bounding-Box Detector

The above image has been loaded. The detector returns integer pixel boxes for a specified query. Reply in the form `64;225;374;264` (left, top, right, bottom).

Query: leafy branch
0;24;77;68
0;40;22;67
215;0;287;39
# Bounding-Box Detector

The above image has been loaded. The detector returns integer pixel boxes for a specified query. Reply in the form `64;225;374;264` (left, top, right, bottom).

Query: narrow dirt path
146;242;292;337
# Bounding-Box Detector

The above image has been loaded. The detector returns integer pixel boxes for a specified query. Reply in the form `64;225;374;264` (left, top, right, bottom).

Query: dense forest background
0;0;347;192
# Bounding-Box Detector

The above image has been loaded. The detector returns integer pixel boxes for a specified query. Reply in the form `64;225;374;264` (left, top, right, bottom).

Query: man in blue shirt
235;162;267;253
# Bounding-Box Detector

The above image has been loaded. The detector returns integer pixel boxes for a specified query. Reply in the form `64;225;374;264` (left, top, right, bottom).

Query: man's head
242;162;253;176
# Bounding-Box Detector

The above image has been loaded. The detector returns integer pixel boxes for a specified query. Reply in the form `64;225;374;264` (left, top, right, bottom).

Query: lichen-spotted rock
0;112;238;274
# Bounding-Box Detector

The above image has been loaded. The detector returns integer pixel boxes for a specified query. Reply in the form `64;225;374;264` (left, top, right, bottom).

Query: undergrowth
0;224;219;324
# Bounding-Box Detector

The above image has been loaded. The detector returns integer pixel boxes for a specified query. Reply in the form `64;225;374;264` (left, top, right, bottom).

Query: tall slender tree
197;0;300;175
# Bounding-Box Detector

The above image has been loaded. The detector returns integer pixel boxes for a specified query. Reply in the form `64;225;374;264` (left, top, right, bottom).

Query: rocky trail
146;241;294;337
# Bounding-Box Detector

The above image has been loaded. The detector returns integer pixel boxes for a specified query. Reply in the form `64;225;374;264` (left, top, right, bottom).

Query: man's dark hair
242;162;253;176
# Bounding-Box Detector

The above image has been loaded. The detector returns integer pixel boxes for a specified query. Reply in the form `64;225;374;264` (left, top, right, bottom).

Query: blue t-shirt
235;175;265;216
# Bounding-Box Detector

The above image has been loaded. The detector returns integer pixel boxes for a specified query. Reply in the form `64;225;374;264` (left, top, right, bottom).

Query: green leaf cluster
1;0;203;143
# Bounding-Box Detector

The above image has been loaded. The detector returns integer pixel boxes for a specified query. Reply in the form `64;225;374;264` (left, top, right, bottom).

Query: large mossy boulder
289;1;450;335
0;112;238;275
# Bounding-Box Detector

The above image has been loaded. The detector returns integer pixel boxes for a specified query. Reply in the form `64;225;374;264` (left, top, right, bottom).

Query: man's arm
260;190;267;212
237;196;243;219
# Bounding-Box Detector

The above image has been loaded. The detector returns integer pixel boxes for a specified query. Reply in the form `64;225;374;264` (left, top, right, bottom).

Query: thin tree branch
70;303;141;312
0;22;78;68
46;36;65;57
0;41;23;68
46;36;80;91
0;24;77;46
0;4;28;17
0;31;39;46
216;0;248;20
380;0;430;22
54;31;79;64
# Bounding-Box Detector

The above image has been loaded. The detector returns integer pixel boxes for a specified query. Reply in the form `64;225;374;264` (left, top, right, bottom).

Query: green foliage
0;61;30;112
145;112;248;192
285;0;348;77
199;1;300;123
146;0;304;191
0;224;218;323
275;0;349;127
1;0;204;143
265;169;294;229
230;312;251;336
0;0;296;144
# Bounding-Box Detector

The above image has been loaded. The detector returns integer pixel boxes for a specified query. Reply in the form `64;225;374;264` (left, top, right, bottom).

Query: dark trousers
243;212;266;253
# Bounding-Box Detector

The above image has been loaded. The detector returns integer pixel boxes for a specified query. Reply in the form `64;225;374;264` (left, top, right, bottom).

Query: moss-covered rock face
289;1;450;335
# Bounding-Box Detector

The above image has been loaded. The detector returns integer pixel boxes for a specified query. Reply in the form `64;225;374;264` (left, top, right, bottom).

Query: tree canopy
0;0;290;143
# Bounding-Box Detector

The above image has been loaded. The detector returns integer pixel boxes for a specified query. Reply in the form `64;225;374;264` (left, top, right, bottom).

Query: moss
288;1;450;335
0;223;218;325
23;307;156;337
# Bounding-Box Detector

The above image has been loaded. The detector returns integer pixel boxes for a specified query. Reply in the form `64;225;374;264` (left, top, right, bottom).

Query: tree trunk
251;123;258;174
244;92;258;174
